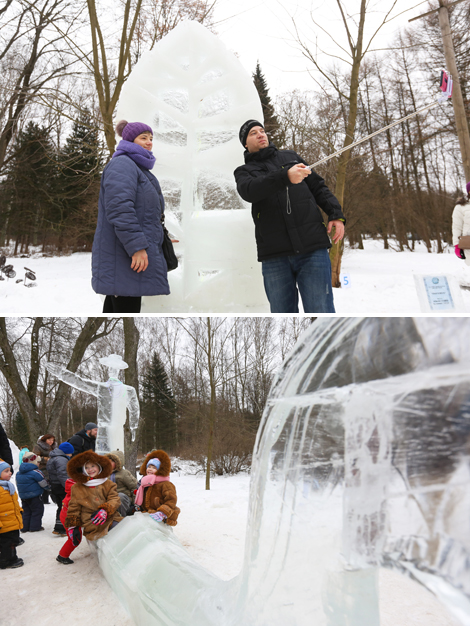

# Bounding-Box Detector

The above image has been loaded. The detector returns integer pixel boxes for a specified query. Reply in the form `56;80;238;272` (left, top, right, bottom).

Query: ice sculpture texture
96;318;470;625
114;21;267;312
46;355;139;453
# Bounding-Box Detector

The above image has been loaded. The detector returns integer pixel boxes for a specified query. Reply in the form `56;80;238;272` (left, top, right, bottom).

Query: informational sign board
414;275;466;313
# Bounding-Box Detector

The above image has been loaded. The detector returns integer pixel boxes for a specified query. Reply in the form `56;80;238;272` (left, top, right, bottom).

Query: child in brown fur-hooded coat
64;451;122;541
134;450;180;526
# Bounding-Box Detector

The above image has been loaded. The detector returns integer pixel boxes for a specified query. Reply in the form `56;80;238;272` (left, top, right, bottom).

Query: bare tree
0;317;118;444
83;0;218;155
292;0;400;286
0;0;84;170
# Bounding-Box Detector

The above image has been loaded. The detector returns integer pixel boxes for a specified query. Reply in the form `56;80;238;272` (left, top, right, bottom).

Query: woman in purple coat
92;120;170;313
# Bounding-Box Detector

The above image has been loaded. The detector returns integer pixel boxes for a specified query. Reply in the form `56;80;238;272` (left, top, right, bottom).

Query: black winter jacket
234;144;345;261
46;448;70;487
69;429;96;457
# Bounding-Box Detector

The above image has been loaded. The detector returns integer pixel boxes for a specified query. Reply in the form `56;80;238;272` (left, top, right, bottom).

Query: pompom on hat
115;120;153;143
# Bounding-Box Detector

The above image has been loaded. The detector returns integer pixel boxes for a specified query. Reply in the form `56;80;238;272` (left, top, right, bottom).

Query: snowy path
2;473;460;626
1;241;469;314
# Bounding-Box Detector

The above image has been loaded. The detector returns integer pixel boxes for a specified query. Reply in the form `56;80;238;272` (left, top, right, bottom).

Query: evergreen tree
56;110;104;252
253;62;284;147
0;122;57;253
141;353;178;454
10;411;31;449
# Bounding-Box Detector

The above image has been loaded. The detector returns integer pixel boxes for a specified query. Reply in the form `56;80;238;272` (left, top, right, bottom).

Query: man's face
245;126;268;153
88;428;98;439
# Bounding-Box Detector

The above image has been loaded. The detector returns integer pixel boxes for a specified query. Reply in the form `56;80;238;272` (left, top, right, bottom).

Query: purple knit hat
115;120;153;143
466;181;470;194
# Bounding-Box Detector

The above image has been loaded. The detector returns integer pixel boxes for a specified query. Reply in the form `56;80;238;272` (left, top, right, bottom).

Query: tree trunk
206;318;215;491
123;317;141;472
438;1;470;181
331;0;367;288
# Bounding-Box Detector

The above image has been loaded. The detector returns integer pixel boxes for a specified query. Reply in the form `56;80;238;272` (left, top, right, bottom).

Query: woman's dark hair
456;196;469;206
40;433;55;442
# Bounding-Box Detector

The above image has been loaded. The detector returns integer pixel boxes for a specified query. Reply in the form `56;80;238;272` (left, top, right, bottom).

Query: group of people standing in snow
0;422;179;570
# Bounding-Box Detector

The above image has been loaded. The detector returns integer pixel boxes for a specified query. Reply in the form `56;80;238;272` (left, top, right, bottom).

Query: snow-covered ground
2;470;461;626
1;240;469;315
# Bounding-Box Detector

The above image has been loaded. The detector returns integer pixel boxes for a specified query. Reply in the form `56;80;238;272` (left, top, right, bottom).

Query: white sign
414;275;466;313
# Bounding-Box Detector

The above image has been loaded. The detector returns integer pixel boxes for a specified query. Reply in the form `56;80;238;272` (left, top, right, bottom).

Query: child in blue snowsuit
16;452;50;532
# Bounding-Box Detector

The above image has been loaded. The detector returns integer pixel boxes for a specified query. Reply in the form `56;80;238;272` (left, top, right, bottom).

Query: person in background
0;459;24;569
64;451;122;541
104;450;138;517
16;452;49;533
452;181;470;265
91;120;171;314
18;447;30;465
68;423;98;457
131;450;180;526
0;423;14;470
47;442;74;536
33;433;57;504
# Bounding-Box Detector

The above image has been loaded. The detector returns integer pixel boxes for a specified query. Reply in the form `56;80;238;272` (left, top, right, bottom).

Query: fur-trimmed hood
139;450;171;476
104;451;124;472
67;450;113;484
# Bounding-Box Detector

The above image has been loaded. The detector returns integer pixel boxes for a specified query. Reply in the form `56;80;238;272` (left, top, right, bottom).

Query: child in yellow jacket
0;459;24;569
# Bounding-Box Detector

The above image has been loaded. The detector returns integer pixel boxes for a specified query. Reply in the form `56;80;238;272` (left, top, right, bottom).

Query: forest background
0;0;469;270
0;316;312;486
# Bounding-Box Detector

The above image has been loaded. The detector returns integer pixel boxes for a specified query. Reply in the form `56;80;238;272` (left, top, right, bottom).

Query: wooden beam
409;0;468;22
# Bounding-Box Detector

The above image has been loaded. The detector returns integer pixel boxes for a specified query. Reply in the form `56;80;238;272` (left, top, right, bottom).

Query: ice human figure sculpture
114;21;267;313
96;318;470;626
46;354;139;453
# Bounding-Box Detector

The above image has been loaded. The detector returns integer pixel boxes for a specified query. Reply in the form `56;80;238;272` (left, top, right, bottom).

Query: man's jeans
261;249;335;313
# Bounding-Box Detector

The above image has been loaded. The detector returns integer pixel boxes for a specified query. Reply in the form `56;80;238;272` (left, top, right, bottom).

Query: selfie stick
308;73;453;170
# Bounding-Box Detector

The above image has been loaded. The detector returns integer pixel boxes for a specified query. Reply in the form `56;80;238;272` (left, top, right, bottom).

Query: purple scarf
112;139;156;170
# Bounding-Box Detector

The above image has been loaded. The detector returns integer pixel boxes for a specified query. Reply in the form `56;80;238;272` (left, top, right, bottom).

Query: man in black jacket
68;422;97;457
234;120;345;313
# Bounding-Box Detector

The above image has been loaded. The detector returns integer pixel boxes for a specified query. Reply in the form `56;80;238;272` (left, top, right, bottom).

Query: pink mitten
150;511;167;523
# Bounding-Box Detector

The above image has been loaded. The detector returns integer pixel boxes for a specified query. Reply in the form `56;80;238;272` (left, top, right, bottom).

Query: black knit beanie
239;120;265;147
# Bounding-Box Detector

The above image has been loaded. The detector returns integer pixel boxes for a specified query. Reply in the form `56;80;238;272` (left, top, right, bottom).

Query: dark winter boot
0;557;24;569
56;555;74;565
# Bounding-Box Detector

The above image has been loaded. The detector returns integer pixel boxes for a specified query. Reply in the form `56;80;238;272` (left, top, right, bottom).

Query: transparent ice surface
45;354;139;453
96;318;470;626
115;21;267;313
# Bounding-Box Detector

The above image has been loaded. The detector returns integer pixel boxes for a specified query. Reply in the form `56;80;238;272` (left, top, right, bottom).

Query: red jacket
59;478;75;526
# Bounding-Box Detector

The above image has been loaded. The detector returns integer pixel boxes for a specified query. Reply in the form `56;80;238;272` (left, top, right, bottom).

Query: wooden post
410;0;470;182
438;1;470;181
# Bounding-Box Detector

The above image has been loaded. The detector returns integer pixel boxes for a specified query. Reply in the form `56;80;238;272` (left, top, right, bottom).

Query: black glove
126;504;140;517
67;526;82;547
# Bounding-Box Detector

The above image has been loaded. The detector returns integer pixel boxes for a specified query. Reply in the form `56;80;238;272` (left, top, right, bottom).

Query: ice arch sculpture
115;21;267;313
96;318;470;625
46;354;139;453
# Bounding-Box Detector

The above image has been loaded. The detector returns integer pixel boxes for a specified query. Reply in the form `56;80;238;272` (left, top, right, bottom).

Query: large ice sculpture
46;354;139;453
115;21;267;313
96;318;470;625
